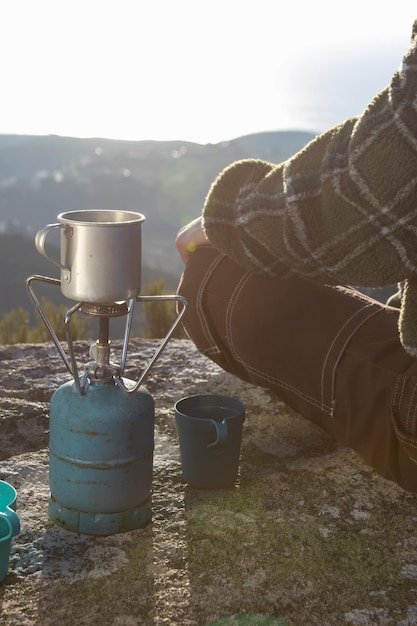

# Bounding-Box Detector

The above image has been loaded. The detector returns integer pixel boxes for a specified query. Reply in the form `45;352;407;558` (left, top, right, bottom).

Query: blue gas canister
48;378;154;536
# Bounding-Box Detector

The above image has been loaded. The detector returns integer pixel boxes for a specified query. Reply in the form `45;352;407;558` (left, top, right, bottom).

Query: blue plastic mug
174;394;246;488
0;481;20;582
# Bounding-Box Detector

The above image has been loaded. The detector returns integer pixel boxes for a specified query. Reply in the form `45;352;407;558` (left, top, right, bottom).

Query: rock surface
1;338;417;626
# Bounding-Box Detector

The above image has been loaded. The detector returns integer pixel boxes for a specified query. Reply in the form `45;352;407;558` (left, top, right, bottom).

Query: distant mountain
0;130;316;322
0;130;315;183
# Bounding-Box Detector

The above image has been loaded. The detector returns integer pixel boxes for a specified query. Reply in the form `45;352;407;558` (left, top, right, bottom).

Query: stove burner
26;275;187;396
80;302;129;317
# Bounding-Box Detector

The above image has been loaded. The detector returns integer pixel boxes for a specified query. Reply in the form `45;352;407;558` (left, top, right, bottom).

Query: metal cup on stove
35;209;144;304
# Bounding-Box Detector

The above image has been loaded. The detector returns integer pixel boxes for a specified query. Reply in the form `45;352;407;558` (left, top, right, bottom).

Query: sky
1;1;417;144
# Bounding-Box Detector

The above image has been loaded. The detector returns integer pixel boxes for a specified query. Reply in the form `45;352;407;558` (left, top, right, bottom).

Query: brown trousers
177;246;417;493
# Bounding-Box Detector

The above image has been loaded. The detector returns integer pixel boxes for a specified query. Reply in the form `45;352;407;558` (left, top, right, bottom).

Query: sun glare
0;0;415;143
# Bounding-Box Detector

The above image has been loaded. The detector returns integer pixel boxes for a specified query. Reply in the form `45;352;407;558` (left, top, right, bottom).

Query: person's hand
176;216;209;263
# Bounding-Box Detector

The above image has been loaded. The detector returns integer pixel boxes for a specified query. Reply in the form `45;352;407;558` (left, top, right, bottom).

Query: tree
0;299;90;345
0;307;30;344
26;299;90;343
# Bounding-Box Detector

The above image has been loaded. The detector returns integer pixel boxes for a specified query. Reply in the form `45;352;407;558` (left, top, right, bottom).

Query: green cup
174;394;246;488
0;481;20;582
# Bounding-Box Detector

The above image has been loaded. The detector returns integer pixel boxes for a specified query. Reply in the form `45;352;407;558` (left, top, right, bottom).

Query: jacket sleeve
202;20;417;288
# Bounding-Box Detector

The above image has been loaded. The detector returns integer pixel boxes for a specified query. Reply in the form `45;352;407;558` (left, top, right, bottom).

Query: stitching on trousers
396;430;417;449
411;386;417;437
320;306;383;415
223;277;333;413
406;383;417;436
392;375;417;449
225;283;383;417
394;375;417;440
242;362;331;412
195;254;226;355
320;308;364;408
393;376;405;412
226;272;252;362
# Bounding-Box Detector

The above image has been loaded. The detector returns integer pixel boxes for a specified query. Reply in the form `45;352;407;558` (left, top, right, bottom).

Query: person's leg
177;246;417;492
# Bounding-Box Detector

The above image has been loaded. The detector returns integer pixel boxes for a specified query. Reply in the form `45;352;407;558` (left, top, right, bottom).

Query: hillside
0;130;316;321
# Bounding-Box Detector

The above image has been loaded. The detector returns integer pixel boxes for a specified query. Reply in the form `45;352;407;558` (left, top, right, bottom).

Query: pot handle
0;508;20;538
207;419;228;450
35;223;67;271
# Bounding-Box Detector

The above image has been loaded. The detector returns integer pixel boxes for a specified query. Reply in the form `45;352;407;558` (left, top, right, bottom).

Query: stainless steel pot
35;209;145;303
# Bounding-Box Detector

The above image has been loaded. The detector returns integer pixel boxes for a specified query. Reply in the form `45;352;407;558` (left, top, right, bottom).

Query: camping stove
26;210;186;536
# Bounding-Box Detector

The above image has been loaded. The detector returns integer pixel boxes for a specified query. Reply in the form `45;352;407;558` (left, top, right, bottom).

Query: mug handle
207;419;228;449
0;514;12;541
0;508;19;537
35;223;67;271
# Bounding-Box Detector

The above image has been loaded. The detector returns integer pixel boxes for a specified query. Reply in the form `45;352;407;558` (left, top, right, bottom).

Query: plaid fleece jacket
202;20;417;357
